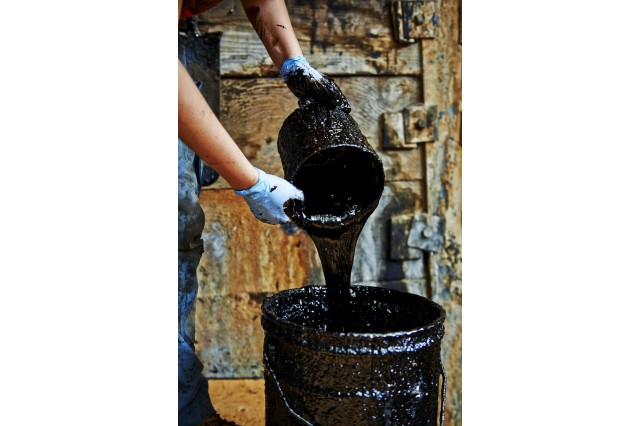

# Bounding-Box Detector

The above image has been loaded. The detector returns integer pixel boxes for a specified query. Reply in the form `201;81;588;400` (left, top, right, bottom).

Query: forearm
241;0;303;70
178;60;258;190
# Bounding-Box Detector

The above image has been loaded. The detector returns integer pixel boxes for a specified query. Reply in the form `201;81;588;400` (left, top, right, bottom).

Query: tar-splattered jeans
178;139;214;426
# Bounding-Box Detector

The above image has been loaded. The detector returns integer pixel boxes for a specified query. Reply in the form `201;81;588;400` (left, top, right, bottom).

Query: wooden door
192;1;461;424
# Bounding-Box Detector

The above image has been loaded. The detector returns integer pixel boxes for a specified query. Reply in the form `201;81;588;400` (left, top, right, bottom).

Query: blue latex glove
280;56;350;112
235;168;304;224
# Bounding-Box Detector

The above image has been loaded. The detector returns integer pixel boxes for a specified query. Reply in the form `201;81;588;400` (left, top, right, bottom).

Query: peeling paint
202;221;227;260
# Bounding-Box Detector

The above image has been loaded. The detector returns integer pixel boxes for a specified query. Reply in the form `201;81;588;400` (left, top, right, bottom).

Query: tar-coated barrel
277;104;385;233
262;285;447;426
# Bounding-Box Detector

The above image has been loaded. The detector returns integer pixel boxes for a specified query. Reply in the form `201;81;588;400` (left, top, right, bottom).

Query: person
177;1;349;425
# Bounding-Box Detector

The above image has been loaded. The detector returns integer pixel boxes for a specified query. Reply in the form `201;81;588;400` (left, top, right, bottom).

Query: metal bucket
262;285;446;425
277;104;385;233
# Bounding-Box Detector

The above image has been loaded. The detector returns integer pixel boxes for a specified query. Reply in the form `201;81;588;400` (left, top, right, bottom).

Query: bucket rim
284;145;385;231
262;284;446;339
286;143;385;183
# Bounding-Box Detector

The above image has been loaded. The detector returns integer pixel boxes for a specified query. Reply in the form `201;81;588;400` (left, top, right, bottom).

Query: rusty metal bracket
382;104;436;149
391;0;436;43
390;213;444;261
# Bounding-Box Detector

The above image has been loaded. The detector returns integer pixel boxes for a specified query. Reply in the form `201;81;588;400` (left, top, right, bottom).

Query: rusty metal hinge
390;213;444;260
382;104;436;149
391;0;436;43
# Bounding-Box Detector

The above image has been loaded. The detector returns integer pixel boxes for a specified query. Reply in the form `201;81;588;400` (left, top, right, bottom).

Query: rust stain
198;189;321;295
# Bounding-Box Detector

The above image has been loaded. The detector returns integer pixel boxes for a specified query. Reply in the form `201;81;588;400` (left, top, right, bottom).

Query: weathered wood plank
353;181;425;285
208;379;265;426
189;2;462;424
195;182;427;378
421;1;462;424
206;75;424;189
197;189;323;296
195;0;421;76
196;292;265;378
195;189;323;378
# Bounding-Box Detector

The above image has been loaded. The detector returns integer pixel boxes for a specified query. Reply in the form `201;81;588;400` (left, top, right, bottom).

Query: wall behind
192;1;461;424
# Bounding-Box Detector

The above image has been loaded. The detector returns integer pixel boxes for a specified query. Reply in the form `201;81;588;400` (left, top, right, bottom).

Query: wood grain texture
352;181;425;286
208;75;424;189
208;379;265;426
420;1;462;424
195;183;426;378
197;189;323;296
195;0;421;76
195;189;324;378
189;0;462;423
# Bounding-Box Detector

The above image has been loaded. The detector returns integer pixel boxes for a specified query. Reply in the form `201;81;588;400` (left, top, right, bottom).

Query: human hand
280;56;350;112
235;168;304;224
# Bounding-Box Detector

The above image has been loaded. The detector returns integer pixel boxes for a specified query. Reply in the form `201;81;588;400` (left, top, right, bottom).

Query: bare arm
178;59;258;190
240;0;350;111
177;0;257;190
177;0;303;191
240;0;303;71
177;0;304;225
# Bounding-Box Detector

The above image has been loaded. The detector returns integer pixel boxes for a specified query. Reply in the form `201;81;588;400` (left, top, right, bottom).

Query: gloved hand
235;168;304;225
280;56;350;112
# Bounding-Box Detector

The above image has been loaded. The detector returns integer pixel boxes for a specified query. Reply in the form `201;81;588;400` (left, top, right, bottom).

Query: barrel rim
262;285;446;339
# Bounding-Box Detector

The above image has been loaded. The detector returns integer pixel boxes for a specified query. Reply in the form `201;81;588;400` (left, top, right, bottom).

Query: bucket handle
265;351;447;426
264;352;314;426
439;354;447;426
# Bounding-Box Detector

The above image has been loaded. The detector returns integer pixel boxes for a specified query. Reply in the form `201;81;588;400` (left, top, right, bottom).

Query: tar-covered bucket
262;285;446;426
277;103;385;234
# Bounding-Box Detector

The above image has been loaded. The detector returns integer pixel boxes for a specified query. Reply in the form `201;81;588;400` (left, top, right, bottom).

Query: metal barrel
262;285;447;426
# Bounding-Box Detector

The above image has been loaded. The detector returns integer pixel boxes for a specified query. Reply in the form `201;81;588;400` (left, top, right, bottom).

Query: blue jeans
178;139;214;426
